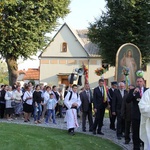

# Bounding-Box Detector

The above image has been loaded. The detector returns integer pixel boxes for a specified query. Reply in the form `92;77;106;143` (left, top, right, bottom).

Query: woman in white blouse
13;86;23;118
23;85;33;122
41;86;51;120
5;86;14;121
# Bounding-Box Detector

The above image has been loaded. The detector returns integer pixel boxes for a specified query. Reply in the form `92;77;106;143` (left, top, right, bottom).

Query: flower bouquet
136;70;144;77
95;67;106;76
122;66;130;89
122;66;129;76
82;63;88;84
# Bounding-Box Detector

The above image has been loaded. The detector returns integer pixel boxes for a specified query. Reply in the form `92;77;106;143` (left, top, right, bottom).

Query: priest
138;88;150;150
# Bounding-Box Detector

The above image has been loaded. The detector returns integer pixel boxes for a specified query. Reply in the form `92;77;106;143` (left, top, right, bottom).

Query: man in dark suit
121;85;135;144
80;83;93;132
107;81;118;130
93;79;107;135
112;82;128;140
126;77;147;150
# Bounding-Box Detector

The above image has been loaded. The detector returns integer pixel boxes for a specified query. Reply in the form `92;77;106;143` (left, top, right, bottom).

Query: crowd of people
108;77;148;150
0;82;65;124
0;77;149;150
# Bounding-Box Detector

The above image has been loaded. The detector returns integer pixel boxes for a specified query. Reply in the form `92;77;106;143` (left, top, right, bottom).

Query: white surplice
138;88;150;150
64;91;81;129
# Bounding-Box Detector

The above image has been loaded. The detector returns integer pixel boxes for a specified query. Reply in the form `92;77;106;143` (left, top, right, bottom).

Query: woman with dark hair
23;85;33;122
33;85;43;124
0;85;6;118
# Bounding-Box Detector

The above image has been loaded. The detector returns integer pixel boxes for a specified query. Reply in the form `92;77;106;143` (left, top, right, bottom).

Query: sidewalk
0;117;132;150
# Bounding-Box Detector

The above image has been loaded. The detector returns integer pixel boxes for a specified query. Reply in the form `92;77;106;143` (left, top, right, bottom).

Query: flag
103;80;108;103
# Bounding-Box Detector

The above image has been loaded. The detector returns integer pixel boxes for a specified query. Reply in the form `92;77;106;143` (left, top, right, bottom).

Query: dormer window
62;42;67;52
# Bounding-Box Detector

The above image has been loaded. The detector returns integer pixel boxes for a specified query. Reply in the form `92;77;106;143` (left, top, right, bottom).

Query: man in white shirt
80;83;93;132
64;84;81;135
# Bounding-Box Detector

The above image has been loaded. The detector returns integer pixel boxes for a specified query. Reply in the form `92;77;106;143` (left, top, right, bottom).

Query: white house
39;23;115;88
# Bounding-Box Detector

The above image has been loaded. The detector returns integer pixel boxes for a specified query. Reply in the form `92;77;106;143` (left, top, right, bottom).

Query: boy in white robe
64;84;81;135
138;88;150;150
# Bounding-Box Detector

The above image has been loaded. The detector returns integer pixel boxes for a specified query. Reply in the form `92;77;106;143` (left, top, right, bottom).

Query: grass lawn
0;123;122;150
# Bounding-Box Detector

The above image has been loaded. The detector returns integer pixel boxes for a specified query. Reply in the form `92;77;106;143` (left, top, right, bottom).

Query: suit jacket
64;90;68;98
121;94;132;121
112;89;128;114
0;89;6;102
126;87;148;120
80;90;93;112
108;88;116;106
93;86;107;110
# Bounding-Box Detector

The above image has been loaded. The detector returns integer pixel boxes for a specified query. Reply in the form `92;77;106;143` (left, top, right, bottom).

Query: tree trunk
6;56;18;86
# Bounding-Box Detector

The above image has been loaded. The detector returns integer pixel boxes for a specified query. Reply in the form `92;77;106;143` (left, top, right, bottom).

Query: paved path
0;117;132;150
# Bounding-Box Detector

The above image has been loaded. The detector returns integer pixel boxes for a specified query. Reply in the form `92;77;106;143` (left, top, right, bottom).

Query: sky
18;0;106;70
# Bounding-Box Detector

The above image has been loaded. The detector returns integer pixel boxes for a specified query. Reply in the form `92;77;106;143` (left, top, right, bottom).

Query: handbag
11;101;16;107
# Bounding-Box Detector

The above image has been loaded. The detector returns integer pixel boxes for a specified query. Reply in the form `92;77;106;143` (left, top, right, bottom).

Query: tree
87;0;150;66
0;0;70;85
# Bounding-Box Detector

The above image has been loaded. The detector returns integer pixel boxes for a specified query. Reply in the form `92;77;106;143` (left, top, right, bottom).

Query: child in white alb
45;93;57;124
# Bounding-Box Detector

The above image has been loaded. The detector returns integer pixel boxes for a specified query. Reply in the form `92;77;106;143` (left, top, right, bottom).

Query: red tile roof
18;68;39;80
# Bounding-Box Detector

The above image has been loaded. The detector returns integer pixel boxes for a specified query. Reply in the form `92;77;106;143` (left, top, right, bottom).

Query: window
62;42;67;52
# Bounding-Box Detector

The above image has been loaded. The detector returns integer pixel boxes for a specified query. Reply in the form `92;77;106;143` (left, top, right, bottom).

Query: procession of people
0;75;149;150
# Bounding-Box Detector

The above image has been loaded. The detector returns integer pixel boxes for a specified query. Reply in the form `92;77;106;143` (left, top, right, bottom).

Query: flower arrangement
82;63;89;84
122;66;130;76
136;70;144;77
82;64;88;73
95;67;106;76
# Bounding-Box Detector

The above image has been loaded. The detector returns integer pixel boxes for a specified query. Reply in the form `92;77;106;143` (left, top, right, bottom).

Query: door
61;78;69;86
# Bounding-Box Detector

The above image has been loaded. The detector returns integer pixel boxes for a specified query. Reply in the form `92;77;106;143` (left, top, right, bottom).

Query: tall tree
88;0;150;66
0;0;70;85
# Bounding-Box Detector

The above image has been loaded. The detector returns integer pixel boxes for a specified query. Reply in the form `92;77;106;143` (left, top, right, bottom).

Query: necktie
140;88;142;97
121;90;124;98
87;91;90;102
100;87;103;96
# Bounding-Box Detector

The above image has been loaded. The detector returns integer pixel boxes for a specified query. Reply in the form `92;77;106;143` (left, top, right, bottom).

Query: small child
58;94;64;118
58;94;64;107
45;93;57;124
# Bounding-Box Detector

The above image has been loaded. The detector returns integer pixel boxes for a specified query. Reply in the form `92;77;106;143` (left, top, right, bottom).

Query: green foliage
0;61;9;85
0;0;70;85
0;0;70;60
28;79;35;86
88;0;150;66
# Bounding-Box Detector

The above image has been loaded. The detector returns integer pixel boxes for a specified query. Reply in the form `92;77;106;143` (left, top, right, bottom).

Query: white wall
40;57;116;88
42;25;88;58
143;63;150;87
